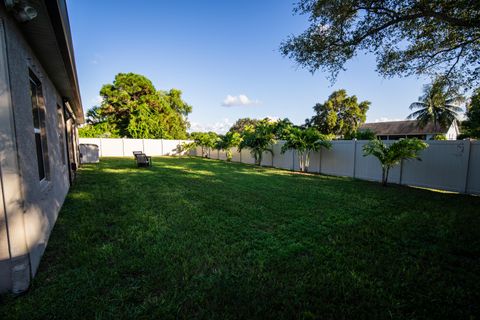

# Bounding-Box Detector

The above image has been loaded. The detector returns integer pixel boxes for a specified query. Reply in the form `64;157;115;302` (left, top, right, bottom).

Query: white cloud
221;94;260;107
189;118;233;134
373;117;404;123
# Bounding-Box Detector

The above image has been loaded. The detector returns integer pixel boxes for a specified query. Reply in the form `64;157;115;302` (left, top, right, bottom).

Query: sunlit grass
1;157;479;319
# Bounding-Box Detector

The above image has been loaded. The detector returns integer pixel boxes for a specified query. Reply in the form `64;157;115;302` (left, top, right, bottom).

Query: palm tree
408;77;464;132
281;127;331;172
363;139;428;186
239;120;275;166
215;132;242;161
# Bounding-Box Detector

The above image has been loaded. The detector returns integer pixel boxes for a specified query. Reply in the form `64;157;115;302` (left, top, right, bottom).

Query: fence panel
240;149;255;165
123;139;144;156
79;138;479;195
209;148;219;160
401;141;469;192
99;138;123;156
467;141;480;195
320;141;355;177
261;150;273;167
307;150;321;173
162;140;182;156
354;140;401;183
143;139;163;155
272;142;293;170
218;149;228;161
229;148;240;162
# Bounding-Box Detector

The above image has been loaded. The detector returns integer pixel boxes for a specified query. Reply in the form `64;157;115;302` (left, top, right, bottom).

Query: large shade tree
305;89;370;138
80;73;191;139
280;0;480;90
228;118;259;135
408;77;464;131
363;138;428;186
281;127;331;172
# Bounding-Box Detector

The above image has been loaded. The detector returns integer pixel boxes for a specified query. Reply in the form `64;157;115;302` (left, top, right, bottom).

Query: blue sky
67;0;433;133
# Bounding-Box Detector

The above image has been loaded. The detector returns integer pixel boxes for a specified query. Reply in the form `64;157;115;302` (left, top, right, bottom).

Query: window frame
29;70;50;183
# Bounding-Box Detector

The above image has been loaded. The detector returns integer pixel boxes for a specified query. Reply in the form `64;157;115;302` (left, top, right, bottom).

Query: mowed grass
1;157;479;319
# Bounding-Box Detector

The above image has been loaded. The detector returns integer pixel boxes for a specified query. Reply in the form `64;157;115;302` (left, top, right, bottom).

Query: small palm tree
408;77;464;132
239;120;275;166
215;132;242;161
363;138;428;186
281;127;331;172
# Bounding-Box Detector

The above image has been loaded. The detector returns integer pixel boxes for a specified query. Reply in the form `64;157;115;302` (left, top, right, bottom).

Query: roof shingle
360;120;450;135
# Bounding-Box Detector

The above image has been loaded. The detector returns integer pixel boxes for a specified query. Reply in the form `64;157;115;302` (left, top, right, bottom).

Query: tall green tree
306;90;370;138
272;118;295;140
79;106;119;138
228;118;259;135
363;138;428;186
408;77;464;131
239;120;276;166
79;73;191;139
281;127;331;172
462;88;480;138
280;0;480;90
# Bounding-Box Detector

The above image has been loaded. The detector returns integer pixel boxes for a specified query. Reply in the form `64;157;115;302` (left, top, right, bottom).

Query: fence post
99;138;103;157
352;139;357;178
463;139;472;193
161;139;164;155
142;139;145;153
240;149;242;163
122;138;125;156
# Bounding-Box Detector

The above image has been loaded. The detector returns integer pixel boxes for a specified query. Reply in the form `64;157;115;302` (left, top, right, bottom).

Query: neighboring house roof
360;120;452;135
8;0;84;123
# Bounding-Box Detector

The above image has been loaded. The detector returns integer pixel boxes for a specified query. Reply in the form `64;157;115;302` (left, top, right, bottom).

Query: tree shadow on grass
1;157;479;319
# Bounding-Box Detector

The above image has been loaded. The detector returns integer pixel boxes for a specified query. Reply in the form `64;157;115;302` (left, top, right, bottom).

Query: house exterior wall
0;5;75;293
446;122;458;140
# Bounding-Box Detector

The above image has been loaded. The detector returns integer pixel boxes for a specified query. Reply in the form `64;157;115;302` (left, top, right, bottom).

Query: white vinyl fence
79;138;194;157
80;138;479;195
195;140;480;195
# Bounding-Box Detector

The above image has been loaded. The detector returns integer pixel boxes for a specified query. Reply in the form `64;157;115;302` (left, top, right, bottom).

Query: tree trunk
298;152;304;172
382;167;390;186
256;151;262;166
305;152;310;172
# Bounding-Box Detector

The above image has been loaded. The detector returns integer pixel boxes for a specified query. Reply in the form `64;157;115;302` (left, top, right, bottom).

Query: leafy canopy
281;0;480;89
228;118;260;135
79;73;191;139
363;138;428;185
408;77;464;130
462;88;480;138
305;89;370;137
190;132;219;157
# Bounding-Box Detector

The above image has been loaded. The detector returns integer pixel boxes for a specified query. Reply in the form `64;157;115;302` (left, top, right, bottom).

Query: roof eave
15;0;84;123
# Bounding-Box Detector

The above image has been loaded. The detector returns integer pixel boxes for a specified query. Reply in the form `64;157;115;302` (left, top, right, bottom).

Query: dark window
30;70;49;181
57;105;66;166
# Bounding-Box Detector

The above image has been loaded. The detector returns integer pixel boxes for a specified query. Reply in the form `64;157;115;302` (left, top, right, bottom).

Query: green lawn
1;157;479;319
